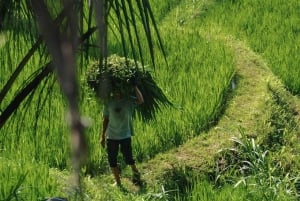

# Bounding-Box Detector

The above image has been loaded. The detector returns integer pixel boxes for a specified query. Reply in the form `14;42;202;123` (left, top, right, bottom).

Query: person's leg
111;167;121;186
120;138;141;185
120;138;135;166
107;139;121;185
130;164;141;185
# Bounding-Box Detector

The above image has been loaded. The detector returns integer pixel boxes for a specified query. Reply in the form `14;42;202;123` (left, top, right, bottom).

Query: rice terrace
1;0;300;200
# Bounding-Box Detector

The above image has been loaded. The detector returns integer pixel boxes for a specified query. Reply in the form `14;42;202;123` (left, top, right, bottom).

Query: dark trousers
107;138;135;168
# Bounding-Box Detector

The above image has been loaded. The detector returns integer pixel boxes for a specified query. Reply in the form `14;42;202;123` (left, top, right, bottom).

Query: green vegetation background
0;0;299;200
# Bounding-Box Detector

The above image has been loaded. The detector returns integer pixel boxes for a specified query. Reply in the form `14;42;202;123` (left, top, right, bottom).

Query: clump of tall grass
0;157;62;200
176;179;262;201
215;129;299;200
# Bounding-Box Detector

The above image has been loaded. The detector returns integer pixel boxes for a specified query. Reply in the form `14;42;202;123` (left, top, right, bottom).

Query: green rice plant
1;0;236;199
150;0;183;21
199;0;300;94
0;157;63;201
0;0;234;171
128;21;235;160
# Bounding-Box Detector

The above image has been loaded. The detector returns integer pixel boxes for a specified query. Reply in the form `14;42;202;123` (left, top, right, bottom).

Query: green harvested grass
86;54;173;122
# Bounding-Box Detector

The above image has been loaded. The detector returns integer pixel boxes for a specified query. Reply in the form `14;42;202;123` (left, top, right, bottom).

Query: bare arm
134;86;144;105
100;116;109;147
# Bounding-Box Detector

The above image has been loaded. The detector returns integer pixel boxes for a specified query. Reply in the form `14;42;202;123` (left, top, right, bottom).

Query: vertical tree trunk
30;0;86;196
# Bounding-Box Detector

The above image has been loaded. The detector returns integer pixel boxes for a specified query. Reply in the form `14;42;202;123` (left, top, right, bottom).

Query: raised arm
134;86;144;105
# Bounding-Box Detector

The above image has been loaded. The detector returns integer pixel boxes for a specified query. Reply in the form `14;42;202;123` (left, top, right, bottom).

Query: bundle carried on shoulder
86;54;172;121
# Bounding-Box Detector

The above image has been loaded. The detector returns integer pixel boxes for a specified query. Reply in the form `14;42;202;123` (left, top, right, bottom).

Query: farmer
100;83;144;187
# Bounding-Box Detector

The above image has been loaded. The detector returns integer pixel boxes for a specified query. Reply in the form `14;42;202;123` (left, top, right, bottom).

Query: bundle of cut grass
86;54;172;121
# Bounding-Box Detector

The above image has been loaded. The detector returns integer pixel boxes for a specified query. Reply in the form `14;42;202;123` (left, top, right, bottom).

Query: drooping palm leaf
0;63;53;128
0;26;98;128
1;0;167;126
0;0;167;193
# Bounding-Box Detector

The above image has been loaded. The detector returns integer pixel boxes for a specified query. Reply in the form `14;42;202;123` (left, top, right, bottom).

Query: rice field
198;0;300;94
1;0;299;200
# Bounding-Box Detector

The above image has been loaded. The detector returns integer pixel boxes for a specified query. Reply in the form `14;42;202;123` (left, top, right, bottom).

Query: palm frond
0;63;53;128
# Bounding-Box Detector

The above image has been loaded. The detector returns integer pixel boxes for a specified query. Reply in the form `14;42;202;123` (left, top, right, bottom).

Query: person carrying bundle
100;80;144;187
86;54;172;186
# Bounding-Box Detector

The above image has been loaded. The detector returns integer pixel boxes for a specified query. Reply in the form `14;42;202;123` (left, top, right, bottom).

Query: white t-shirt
103;96;136;140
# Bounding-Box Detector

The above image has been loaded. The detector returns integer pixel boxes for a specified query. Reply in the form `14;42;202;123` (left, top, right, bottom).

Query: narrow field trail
139;32;300;188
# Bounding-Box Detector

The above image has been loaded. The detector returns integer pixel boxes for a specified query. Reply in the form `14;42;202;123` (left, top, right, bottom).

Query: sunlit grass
0;34;4;47
0;157;63;200
198;0;300;94
0;1;234;199
1;0;299;200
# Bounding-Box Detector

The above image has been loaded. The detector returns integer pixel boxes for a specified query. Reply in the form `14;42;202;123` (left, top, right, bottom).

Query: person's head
113;90;122;99
111;87;125;100
110;80;130;99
